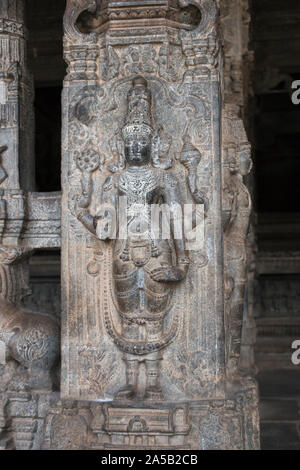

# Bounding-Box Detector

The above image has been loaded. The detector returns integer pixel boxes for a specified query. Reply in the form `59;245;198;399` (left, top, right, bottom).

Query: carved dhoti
112;237;174;357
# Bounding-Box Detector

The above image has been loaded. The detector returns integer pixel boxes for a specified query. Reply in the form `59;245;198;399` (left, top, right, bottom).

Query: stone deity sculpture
76;76;190;400
223;142;252;375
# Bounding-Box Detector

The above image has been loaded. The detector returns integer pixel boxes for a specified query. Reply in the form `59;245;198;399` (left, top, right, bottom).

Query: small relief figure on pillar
223;143;252;378
179;134;209;212
75;76;190;401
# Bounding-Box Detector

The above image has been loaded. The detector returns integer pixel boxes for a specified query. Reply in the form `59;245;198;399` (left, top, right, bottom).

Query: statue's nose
132;142;139;153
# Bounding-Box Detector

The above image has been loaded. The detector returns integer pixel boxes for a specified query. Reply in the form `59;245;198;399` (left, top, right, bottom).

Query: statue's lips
128;154;143;160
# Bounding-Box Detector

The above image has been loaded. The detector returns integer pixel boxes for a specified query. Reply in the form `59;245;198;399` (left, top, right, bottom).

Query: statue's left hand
150;265;188;282
74;196;89;217
193;190;209;215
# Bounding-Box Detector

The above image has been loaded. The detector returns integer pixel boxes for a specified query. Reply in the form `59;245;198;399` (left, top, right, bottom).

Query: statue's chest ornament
117;169;162;264
119;169;159;204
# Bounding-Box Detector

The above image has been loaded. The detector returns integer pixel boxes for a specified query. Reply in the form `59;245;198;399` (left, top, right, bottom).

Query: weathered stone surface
62;0;225;406
58;0;259;450
0;0;260;450
0;2;61;450
0;0;35;192
40;388;259;450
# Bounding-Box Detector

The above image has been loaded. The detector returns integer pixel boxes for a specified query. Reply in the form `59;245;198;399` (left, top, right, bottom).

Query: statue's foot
7;367;30;392
144;386;164;401
115;386;136;401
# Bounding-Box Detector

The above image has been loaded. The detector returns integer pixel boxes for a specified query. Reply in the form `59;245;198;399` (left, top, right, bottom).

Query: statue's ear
239;145;252;176
108;132;125;173
152;125;173;170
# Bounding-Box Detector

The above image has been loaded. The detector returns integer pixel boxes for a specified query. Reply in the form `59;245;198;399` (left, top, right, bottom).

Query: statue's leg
115;357;139;400
144;352;163;401
228;282;246;369
227;257;247;377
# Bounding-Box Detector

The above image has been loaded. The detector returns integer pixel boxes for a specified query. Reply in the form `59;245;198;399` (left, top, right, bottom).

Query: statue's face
124;132;151;166
228;148;238;174
239;148;252;176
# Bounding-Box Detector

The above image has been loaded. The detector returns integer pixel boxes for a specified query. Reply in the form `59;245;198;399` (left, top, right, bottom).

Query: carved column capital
64;0;98;45
180;0;220;79
63;1;101;82
0;246;32;265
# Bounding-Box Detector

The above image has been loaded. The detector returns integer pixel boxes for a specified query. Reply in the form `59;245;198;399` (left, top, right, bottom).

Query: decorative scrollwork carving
179;0;217;37
63;0;98;44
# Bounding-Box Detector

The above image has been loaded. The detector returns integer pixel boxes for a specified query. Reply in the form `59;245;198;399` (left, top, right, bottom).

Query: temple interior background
22;0;300;450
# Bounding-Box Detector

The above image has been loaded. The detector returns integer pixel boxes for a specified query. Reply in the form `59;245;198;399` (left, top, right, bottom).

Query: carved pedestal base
93;403;190;450
0;383;260;450
38;384;260;450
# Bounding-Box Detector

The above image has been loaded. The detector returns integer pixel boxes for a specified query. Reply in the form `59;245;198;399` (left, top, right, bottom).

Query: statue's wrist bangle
178;257;190;265
77;210;85;222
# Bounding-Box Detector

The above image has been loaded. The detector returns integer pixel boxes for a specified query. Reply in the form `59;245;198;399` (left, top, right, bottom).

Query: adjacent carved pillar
0;0;35;192
0;2;61;451
0;0;37;257
220;0;257;375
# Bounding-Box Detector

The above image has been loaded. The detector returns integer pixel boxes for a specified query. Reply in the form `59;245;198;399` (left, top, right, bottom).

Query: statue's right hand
95;208;115;241
96;220;111;240
150;266;187;282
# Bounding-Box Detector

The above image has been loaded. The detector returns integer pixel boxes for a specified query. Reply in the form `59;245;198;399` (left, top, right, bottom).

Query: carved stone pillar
0;0;35;192
60;0;260;449
0;1;35;251
0;2;61;451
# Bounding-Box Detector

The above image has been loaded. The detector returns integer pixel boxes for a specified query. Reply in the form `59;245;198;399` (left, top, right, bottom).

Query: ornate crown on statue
122;76;153;139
